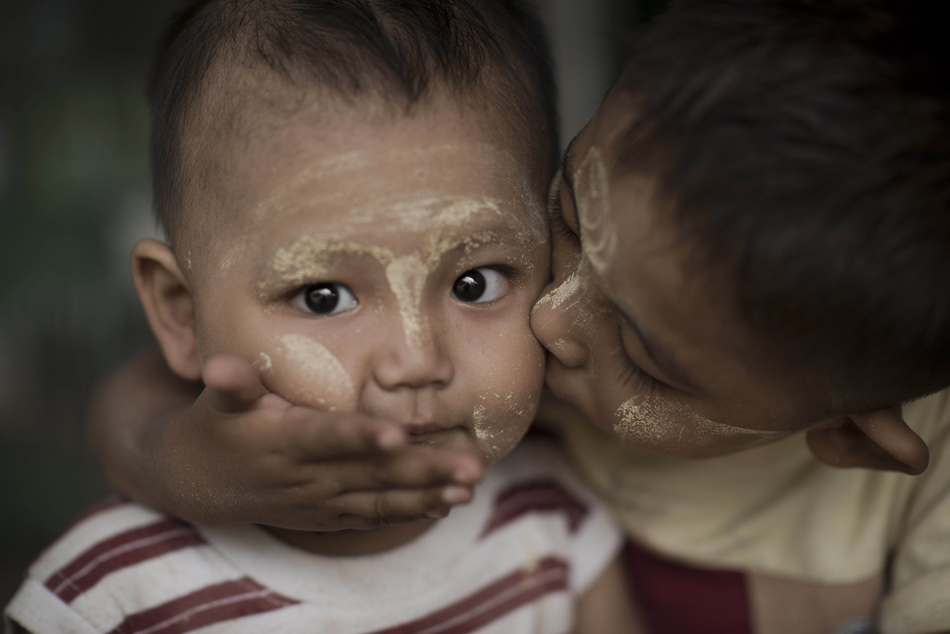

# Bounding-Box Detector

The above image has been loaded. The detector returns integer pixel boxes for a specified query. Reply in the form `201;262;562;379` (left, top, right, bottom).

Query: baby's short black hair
613;0;950;410
147;0;557;245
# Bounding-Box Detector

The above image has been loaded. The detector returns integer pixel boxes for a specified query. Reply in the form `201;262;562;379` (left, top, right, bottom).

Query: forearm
575;556;648;634
86;347;200;513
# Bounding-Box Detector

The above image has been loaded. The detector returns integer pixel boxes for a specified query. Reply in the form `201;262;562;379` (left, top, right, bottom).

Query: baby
4;1;640;632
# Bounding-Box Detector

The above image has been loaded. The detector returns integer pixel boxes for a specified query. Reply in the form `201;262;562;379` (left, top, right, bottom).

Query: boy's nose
372;324;455;391
530;281;589;368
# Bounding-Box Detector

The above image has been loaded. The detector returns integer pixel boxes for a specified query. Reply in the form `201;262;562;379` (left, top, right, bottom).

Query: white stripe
133;588;273;634
29;503;164;582
415;565;567;634
52;527;195;595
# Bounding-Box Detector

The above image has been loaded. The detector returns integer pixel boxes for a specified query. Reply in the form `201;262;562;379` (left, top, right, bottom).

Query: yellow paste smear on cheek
576;146;618;277
473;404;489;441
614;394;786;447
275;334;355;407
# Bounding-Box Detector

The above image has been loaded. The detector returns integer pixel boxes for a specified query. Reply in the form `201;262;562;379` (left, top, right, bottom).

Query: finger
331;486;473;520
328;447;484;490
284;410;408;459
202;354;269;412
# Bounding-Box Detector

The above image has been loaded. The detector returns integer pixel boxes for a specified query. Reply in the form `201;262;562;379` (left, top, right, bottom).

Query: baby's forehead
186;101;549;270
247;143;532;219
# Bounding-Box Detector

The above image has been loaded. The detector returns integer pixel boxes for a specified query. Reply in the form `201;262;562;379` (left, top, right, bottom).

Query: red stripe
106;577;298;634
623;540;752;634
367;557;569;634
45;519;205;603
480;480;588;538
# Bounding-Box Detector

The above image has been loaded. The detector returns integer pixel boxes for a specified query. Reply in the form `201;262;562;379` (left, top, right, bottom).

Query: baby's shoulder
24;497;198;596
6;498;254;634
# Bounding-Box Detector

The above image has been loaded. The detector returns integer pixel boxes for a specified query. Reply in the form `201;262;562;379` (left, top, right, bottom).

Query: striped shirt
5;441;621;634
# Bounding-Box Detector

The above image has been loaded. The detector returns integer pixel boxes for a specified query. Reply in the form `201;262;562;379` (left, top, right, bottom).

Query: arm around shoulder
85;347;200;513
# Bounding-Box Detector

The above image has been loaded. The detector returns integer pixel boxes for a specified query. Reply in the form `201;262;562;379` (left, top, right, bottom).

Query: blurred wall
0;0;653;604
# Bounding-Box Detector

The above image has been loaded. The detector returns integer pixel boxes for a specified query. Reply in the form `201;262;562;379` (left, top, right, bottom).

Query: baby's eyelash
613;330;665;394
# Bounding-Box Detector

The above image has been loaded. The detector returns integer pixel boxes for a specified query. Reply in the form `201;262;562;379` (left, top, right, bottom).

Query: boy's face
187;101;549;466
531;90;829;458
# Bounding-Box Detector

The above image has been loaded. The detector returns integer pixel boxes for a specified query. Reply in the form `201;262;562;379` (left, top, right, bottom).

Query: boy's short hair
147;0;557;246
613;0;950;411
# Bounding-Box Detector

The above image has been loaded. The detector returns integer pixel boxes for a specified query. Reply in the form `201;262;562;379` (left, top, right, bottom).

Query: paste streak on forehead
576;146;618;277
264;236;393;292
263;193;537;349
276;333;355;406
614;394;785;448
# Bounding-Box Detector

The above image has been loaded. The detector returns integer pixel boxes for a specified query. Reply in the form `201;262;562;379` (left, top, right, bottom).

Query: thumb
202;354;270;413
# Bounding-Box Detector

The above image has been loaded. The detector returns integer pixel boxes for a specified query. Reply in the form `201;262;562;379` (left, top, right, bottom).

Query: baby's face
187;103;549;465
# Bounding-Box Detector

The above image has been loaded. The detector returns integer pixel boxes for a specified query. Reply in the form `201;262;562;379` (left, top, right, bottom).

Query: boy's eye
452;268;507;304
300;283;357;316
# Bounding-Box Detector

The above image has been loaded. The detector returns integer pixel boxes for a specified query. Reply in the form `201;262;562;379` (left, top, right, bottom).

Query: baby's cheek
258;334;356;410
469;325;545;464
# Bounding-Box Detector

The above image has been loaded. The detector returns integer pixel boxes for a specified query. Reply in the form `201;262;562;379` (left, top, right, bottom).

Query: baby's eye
452;268;507;304
298;283;357;316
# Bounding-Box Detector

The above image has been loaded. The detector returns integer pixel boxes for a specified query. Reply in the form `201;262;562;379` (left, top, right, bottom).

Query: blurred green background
0;0;177;604
0;0;662;604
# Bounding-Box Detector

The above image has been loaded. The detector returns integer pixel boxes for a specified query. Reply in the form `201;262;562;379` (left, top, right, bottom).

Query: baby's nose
371;324;454;391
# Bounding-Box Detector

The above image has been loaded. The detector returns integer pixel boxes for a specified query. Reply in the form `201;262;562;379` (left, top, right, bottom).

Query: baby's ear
805;407;929;475
131;239;201;381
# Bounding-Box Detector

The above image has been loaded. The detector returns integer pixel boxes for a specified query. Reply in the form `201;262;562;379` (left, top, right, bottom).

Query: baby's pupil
454;270;485;302
305;285;339;313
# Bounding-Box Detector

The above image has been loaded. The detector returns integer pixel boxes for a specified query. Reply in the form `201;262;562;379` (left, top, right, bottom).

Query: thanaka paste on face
575;146;618;277
274;333;355;408
212;143;547;278
177;96;552;561
261;194;541;351
614;394;787;452
255;351;273;372
385;254;429;348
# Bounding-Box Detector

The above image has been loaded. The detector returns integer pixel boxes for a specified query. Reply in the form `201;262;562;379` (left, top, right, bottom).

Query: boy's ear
805;407;929;475
131;239;202;381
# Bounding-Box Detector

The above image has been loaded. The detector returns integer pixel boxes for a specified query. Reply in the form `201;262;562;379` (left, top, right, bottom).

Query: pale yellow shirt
552;388;950;634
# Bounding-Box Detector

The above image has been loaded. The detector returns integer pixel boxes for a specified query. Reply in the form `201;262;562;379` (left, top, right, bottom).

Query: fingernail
426;508;449;519
442;486;471;505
